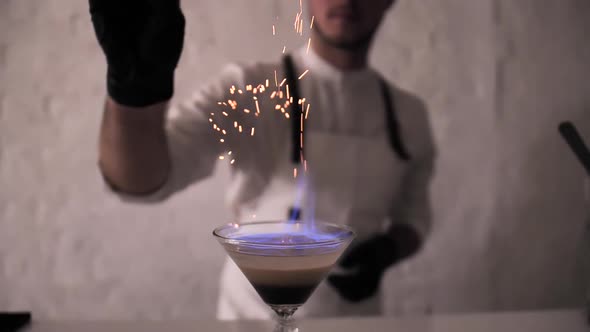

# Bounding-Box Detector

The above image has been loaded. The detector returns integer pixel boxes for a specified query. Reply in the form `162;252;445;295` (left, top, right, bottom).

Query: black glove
327;234;398;302
89;0;185;107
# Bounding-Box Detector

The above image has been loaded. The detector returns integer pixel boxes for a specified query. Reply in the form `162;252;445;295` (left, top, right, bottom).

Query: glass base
271;305;300;332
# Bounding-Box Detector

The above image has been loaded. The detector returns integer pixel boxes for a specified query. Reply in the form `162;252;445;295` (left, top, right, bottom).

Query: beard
313;23;377;51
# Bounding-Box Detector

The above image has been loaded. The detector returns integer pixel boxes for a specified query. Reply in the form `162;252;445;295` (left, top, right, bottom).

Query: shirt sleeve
107;63;254;203
391;91;437;241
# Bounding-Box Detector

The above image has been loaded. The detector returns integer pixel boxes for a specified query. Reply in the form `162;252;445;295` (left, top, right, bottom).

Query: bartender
89;0;437;319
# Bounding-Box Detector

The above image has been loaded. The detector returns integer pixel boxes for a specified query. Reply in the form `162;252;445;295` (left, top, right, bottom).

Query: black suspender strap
379;78;411;161
283;54;304;164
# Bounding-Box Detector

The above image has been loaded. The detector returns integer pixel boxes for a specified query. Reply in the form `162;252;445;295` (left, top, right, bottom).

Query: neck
310;34;370;71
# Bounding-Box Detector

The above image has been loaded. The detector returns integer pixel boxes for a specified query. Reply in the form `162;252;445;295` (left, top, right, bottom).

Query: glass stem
271;305;299;332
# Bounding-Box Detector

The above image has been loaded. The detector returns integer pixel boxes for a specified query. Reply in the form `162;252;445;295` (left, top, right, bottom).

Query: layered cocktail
213;221;355;331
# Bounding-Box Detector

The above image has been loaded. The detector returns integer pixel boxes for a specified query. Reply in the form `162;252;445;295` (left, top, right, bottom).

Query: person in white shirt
90;0;436;319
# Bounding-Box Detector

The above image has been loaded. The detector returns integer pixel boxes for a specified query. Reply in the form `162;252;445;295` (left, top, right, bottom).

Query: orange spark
298;70;309;80
255;99;261;114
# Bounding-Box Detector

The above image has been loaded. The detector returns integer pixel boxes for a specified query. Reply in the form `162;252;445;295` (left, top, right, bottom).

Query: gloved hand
89;0;185;107
327;234;398;302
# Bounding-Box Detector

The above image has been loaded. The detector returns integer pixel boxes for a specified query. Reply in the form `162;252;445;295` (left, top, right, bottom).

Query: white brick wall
1;0;588;319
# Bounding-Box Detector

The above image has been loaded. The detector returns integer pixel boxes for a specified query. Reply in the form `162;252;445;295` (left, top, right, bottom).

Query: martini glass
213;221;355;331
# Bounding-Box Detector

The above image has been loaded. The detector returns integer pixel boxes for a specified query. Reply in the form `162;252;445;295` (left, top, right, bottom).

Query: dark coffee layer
253;284;318;305
239;265;331;286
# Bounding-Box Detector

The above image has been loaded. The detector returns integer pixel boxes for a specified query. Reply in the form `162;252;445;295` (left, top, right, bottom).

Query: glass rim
212;220;356;248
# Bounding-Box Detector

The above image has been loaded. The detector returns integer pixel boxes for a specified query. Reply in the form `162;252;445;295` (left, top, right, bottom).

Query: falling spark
209;118;213;123
238;89;243;94
280;78;287;87
299;18;304;35
230;159;235;165
279;90;284;99
307;38;311;54
285;112;290;119
275;105;281;110
280;107;286;113
220;139;225;143
270;91;277;99
244;108;251;114
228;151;232;155
255;100;261;114
298;70;309;80
253;88;258;94
213;124;218;129
251;127;255;136
300;114;304;131
274;70;278;87
286;85;290;100
265;79;269;87
294;167;298;178
219;156;225;160
294;12;301;30
239;125;243;133
305;104;310;119
304;160;307;171
222;129;227;135
310;16;315;29
234;121;238;128
272;25;276;35
282;46;286;54
246;85;253;91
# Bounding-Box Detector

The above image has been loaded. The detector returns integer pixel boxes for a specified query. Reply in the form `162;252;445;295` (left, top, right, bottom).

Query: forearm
98;96;171;195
